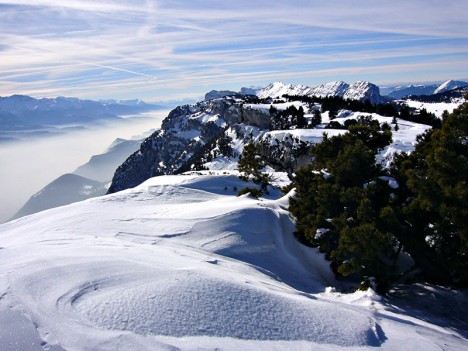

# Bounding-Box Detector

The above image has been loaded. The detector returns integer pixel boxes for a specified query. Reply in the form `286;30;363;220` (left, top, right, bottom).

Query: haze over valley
0;1;467;350
0;109;169;222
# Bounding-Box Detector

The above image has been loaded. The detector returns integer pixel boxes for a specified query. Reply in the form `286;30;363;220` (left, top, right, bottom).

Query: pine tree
238;142;271;191
312;109;322;127
391;102;468;285
290;125;395;291
297;106;306;128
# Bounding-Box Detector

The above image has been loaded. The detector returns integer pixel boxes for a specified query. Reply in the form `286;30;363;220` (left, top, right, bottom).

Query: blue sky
1;0;467;101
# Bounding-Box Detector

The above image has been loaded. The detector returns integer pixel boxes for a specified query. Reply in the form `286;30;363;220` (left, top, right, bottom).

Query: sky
1;0;468;101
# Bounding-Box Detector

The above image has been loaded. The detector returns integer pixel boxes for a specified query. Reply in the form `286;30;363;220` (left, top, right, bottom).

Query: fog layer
0;110;169;223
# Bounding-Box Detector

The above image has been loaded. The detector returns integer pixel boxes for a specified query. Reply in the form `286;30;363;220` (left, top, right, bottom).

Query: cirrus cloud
0;0;467;100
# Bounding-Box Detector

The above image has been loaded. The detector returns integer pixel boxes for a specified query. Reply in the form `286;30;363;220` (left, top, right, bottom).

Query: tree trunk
398;228;453;285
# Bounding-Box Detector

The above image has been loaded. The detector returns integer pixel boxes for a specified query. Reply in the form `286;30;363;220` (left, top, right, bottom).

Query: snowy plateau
0;82;467;350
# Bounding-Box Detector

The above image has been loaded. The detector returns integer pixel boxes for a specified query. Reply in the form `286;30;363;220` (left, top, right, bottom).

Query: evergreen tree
290;125;394;291
296;106;306;128
391;102;468;285
269;105;277;116
290;101;468;291
312;109;322;127
238;142;271;191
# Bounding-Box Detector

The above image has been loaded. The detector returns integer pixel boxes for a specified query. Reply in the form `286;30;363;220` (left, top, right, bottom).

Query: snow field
0;173;387;350
0;155;465;350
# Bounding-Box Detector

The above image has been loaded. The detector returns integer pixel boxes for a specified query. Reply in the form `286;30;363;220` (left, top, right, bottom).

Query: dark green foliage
391;102;468;285
348;118;392;151
311;109;322;127
269;105;306;130
282;93;438;127
325;121;345;129
344;119;358;129
237;187;263;198
290;124;394;290
381;122;391;132
324;116;393;150
296;106;307;128
398;106;411;121
280;182;295;194
376;103;399;117
397;106;440;128
238;142;263;180
269;105;277;116
290;102;468;292
238;142;271;192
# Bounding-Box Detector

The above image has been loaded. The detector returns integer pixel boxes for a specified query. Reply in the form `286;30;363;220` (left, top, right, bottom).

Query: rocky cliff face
108;101;228;193
242;106;271;129
257;132;311;174
309;81;349;98
257;81;387;104
343;81;386;104
108;96;297;193
204;90;238;100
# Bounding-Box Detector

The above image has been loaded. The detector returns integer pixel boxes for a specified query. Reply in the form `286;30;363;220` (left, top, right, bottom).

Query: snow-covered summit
343;81;385;104
309;81;350;98
256;81;386;104
257;81;313;99
0;95;161;128
434;80;468;94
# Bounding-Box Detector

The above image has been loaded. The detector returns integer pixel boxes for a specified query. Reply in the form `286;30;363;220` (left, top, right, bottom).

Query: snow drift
0;172;465;350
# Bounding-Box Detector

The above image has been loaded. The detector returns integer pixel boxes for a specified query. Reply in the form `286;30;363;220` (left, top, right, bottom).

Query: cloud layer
1;0;467;100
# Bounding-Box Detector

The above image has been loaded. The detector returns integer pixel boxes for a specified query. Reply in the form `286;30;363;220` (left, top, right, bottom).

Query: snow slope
434;79;468;94
405;100;462;117
0;173;465;350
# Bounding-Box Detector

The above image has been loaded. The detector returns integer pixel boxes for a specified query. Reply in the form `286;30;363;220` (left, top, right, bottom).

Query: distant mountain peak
343;81;385;104
257;80;385;104
434;80;468;94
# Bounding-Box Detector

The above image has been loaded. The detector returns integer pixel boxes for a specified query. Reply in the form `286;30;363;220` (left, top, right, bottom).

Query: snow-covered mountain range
434;80;468;94
0;95;163;131
203;79;468;104
11;173;108;220
204;80;388;104
383;79;468;99
1;83;466;350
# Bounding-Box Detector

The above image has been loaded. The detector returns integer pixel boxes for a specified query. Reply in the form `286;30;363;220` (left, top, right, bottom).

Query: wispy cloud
0;0;467;100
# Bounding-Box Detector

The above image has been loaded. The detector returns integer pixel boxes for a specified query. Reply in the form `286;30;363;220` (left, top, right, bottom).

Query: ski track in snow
0;171;466;349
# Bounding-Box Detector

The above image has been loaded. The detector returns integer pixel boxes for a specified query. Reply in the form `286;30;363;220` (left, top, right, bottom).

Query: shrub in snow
237;187;263;198
237;141;271;193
